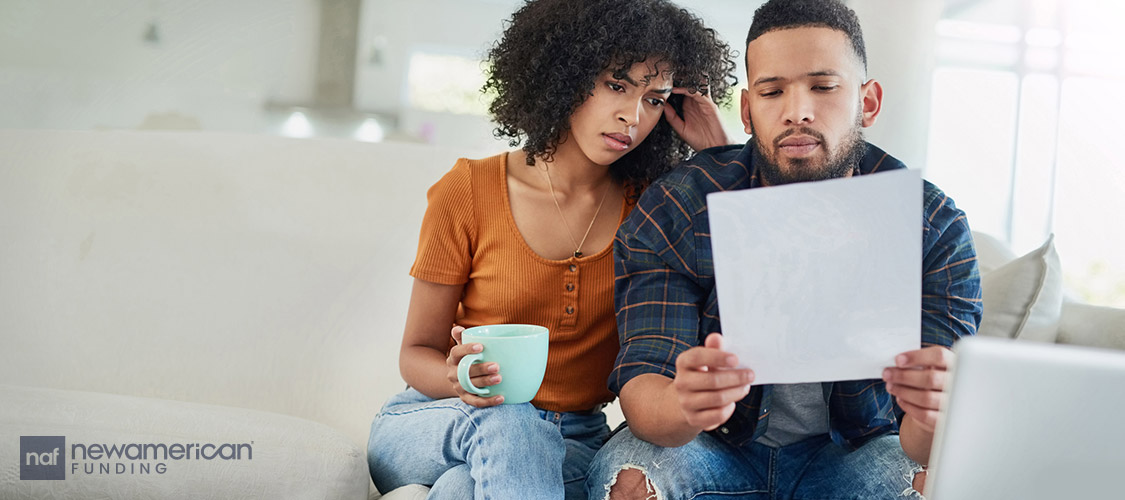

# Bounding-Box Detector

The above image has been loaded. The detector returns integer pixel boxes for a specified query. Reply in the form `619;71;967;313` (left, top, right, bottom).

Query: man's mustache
773;127;826;148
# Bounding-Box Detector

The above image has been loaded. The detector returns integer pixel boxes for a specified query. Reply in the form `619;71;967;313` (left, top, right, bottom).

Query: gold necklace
542;167;613;259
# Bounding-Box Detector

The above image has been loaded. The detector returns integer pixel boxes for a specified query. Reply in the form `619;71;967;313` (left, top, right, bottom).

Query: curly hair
483;0;738;188
746;0;866;72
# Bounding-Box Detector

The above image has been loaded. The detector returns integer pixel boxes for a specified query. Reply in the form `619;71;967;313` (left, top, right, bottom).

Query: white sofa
0;130;482;499
1;130;1122;499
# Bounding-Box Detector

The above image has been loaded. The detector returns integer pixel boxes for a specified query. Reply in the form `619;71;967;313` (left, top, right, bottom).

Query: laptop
925;336;1125;499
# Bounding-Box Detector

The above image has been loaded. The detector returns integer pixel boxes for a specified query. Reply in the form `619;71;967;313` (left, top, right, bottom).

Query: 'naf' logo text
20;436;66;480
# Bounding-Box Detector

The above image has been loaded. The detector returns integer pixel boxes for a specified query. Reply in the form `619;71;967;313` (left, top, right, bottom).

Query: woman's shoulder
430;152;506;193
456;152;508;175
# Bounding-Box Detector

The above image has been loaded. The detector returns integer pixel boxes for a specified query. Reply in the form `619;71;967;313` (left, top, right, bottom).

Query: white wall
0;0;319;131
850;0;945;170
353;0;552;149
354;0;515;115
0;0;938;159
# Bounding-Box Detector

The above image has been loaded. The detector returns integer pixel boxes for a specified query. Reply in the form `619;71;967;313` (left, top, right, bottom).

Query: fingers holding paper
673;333;755;431
882;345;954;433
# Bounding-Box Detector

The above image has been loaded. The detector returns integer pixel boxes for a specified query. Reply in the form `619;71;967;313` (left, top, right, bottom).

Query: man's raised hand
673;333;754;431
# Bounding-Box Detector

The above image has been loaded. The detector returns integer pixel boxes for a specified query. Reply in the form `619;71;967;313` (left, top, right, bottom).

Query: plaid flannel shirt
611;140;982;450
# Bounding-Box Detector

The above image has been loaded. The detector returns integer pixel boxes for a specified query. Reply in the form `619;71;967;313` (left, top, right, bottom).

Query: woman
367;0;737;498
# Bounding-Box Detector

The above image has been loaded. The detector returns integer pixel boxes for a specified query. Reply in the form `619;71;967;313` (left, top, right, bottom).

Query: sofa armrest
0;385;369;499
1056;301;1125;351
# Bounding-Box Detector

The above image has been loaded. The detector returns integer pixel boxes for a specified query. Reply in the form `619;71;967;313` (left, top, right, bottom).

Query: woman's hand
664;87;729;152
446;325;505;408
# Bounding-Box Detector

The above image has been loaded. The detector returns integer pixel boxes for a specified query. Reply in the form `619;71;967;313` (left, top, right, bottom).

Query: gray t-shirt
754;383;830;448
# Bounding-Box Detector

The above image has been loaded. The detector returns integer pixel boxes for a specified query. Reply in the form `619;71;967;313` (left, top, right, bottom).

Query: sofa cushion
978;235;1063;342
0;385;369;499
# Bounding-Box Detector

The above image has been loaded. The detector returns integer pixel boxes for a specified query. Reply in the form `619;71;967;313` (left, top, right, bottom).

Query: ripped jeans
585;428;924;500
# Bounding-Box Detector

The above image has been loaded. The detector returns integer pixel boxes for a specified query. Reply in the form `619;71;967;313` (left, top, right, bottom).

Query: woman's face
562;60;673;166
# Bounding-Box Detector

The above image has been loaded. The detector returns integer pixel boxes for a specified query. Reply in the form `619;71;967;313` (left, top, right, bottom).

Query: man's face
741;27;881;185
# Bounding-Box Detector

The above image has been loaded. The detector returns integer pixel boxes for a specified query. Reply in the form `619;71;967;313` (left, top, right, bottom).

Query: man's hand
664;87;730;152
447;325;505;408
673;333;754;431
883;346;953;433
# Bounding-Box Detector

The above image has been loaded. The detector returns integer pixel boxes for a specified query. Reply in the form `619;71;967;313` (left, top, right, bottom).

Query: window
406;51;494;115
926;0;1125;307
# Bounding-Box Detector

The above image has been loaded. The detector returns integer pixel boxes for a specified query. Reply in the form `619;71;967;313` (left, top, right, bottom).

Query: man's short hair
745;0;867;72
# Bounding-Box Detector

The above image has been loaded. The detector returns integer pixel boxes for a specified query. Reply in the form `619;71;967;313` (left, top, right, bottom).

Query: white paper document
706;169;921;384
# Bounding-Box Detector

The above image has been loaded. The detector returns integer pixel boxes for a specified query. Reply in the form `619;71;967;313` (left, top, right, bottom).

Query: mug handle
457;353;491;396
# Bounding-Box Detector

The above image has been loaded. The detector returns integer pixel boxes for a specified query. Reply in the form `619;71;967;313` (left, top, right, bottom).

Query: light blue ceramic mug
457;324;549;405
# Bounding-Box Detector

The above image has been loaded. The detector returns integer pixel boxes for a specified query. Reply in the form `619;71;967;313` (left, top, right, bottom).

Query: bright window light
1025;27;1061;47
929;0;1125;307
354;118;385;143
935;20;1022;44
281;111;312;138
1053;77;1125;307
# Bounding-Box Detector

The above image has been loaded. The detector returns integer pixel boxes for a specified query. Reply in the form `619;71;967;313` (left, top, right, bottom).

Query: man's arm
611;181;751;447
621;334;752;447
883;185;982;464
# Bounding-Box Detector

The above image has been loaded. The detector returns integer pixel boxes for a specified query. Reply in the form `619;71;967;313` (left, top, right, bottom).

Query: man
585;1;981;498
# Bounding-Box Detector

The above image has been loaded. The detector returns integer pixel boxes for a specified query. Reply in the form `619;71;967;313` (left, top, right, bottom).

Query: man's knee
606;467;662;500
911;469;927;496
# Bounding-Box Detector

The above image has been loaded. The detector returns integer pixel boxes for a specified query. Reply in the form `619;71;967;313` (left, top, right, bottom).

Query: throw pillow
971;231;1018;273
978;234;1063;342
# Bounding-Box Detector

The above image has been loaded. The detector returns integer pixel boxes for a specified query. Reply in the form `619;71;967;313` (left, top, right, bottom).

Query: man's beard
753;117;866;186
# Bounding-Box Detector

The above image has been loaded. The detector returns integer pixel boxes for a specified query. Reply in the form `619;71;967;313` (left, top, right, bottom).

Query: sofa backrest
0;130;485;448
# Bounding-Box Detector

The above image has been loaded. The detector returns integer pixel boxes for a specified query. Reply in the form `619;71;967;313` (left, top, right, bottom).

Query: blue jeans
586;428;924;500
368;388;609;500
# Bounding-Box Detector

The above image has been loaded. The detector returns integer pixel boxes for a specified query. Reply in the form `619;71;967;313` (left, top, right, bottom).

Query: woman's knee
468;402;544;430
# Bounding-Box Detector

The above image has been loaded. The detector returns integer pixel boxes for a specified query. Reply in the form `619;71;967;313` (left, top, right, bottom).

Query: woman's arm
398;278;504;407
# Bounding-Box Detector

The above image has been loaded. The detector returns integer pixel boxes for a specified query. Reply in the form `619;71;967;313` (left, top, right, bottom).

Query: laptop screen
925;336;1125;499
